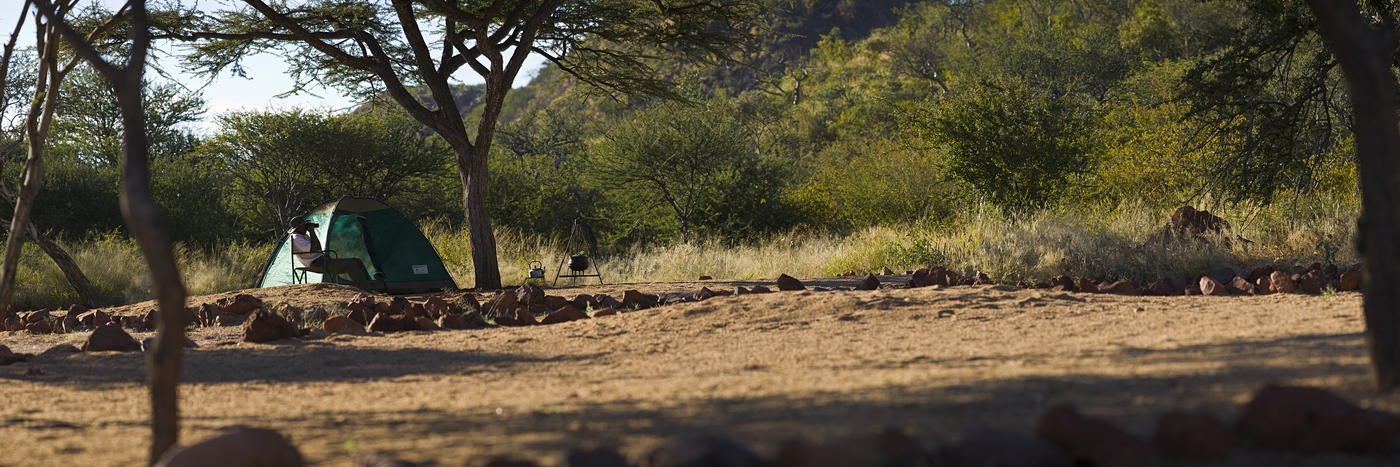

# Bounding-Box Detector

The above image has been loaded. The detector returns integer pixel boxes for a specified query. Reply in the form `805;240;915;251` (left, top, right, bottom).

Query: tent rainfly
257;197;457;294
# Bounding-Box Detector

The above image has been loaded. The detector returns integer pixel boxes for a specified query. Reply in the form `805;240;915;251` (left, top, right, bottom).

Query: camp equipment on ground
554;218;603;286
257;196;457;294
528;261;546;279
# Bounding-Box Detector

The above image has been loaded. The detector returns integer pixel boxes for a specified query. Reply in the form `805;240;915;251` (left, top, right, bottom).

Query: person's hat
287;216;306;233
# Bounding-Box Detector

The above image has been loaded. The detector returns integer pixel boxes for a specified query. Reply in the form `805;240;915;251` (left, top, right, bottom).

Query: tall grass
4;196;1360;310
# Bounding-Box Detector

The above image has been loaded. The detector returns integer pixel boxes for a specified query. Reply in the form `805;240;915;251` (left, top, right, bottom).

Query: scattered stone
22;309;51;323
25;319;53;335
905;269;933;288
940;427;1074;467
597;294;624;309
79;309;111;328
154;427;305;467
698;276;714;280
40;344;80;356
83;323;141;352
194;303;220;327
3;315;21;331
216;312;243;327
749;285;773;294
515;308;539;325
1148;279;1174;297
349;292;375;307
592;308;619;317
1324;263;1339;278
515;283;546;307
461;311;488;328
1339;267;1362;291
484;292;520;315
1253;276;1273;295
1199;277;1229;296
1298;270;1327;294
1269;271;1297;294
733;287;749;296
215;294;264;315
1098;281;1139;296
367;313;414;333
695;287;718;300
776;274;806;291
1247;265;1276;283
345;303;374;325
642;433;765;467
0;345;30;365
973;271;992;285
413;316;440;331
1050;275;1075;291
1035;404;1160;467
1229;276;1255;295
383;296;407;314
879;266;894;275
622;290;660;309
421;296;450;318
572;294;600;310
60;311;79;333
437;314;470;330
1078;278;1100;294
1236;385;1399;454
242;309;300;343
856;273;881;291
541;305;590;325
1206;267;1237;285
494;314;521;326
1154;411;1233;460
544;295;571;311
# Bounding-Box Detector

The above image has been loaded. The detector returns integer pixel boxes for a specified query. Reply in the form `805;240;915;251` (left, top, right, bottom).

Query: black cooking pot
568;254;590;272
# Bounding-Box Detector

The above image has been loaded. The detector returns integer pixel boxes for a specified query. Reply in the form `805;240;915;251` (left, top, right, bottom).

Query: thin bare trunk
1305;0;1400;390
34;0;186;461
0;218;98;307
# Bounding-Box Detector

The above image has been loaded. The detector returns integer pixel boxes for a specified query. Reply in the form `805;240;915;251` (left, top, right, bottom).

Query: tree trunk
1306;0;1400;391
0;218;99;307
455;144;501;290
0;88;52;314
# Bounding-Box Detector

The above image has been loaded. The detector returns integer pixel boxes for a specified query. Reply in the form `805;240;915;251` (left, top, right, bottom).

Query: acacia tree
32;0;189;462
160;0;764;289
1304;0;1400;391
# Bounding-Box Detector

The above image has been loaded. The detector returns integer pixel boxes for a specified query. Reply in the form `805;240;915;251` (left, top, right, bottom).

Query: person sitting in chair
288;216;375;292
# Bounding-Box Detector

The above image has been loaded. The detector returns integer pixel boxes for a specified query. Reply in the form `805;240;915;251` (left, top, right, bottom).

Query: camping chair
291;249;338;284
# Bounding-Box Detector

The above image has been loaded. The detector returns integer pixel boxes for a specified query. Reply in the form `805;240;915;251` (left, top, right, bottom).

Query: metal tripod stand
553;218;604;286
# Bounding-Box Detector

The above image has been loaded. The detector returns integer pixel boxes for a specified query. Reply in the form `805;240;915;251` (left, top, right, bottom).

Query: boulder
242;309;300;343
1153;411;1233;461
905;269;932;288
1147;279;1174;297
544;295;571;311
1236;385;1399;454
413;316;440;331
345;303;373;325
1035;404;1160;467
215;312;243;326
1199;277;1229;296
1339;267;1362;291
215;294;264;315
196;303;221;327
79;309;111;328
0;345;30;365
455;294;482;313
1228;276;1255;295
1050;275;1075;292
1269;271;1297;294
940;427;1073;467
856;274;881;291
541;305;590;325
596;294;624;309
22;309;51;323
1297;270;1327;294
641;434;765;467
732;287;749;296
1099;281;1139;296
367;313;414;333
749;285;773;294
776;274;806;291
879;266;894;275
695;287;718;300
592;308;618;317
349;292;375;307
1247;265;1276;283
461;311;488;328
3;315;20;332
622;290;659;309
323;316;365;334
515;283;546;307
40;343;81;356
405;303;429;319
385;296;409;314
60;311;80;333
1077;278;1100;294
973;271;992;285
572;294;600;310
437;314;470;330
1254;276;1273;295
1206;267;1238;285
83;323;141;352
484;292;519;315
154;427;304;467
25;319;53;335
422;296;451;318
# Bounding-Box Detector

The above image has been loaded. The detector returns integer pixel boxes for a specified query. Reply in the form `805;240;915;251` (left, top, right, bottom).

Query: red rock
1339;267;1361;291
1078;278;1100;293
695;287;718;300
460;310;487;328
540;306;589;325
856;273;881;291
1148;279;1174;296
367;313;413;333
1228;276;1255;295
323;316;364;334
733;287;749;295
40;343;80;356
544;295;570;311
345;303;373;325
775;274;805;291
79;309;110;327
1206;267;1237;285
1035;404;1161;467
25;319;53;335
1269;271;1296;294
242;309;300;343
0;345;30;365
514;308;539;325
484;291;519;315
592;308;618;317
215;312;242;326
154;427;304;467
1099;281;1139;295
905;269;933;288
515;283;546;307
698;275;713;280
1050;275;1075;291
421;296;450;318
405;303;429;319
349;292;375;307
1199;277;1229;296
1324;263;1339;278
437;314;469;330
1247;265;1276;283
749;285;773;293
60;312;79;333
2;315;19;332
195;303;220;327
413;316;440;331
83;323;141;352
973;271;992;285
644;434;764;467
22;309;51;323
622;290;659;308
940;427;1073;467
1254;276;1273;295
455;294;481;312
1236;385;1400;454
215;294;263;315
1297;270;1327;294
494;314;522;326
597;294;623;309
572;294;600;310
1153;411;1233;460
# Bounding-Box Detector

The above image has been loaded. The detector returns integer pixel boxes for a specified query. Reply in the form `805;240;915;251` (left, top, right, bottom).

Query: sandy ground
1;275;1395;466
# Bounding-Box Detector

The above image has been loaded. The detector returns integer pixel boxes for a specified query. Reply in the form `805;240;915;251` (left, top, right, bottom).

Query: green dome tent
257;197;457;294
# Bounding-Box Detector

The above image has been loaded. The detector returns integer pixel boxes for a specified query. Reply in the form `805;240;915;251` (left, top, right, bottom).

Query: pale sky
1;1;548;130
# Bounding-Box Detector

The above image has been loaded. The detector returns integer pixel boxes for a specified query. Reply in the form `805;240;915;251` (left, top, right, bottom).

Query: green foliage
911;79;1096;212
